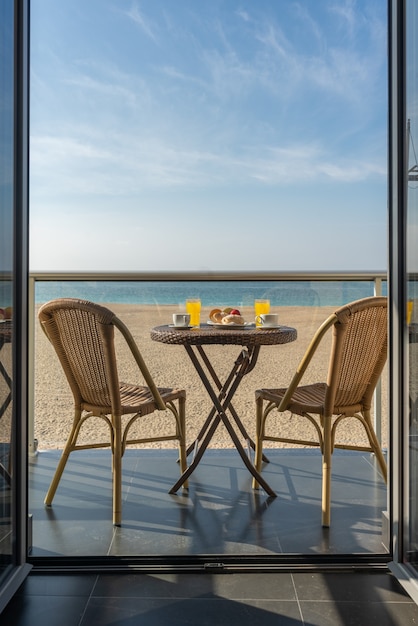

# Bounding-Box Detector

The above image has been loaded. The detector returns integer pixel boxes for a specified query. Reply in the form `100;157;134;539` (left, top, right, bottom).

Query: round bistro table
0;320;12;483
0;321;12;420
151;323;297;496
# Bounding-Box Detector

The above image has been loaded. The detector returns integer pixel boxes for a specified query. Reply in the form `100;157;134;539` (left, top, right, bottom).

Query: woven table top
0;321;12;345
150;323;297;347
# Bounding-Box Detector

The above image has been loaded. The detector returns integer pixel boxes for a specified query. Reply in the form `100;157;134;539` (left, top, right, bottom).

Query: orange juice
254;299;270;326
186;298;201;326
407;300;414;325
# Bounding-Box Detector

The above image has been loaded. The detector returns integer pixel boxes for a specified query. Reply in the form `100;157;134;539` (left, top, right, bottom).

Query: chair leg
252;396;264;490
362;410;388;483
112;416;122;526
321;416;332;527
178;396;188;488
44;409;81;506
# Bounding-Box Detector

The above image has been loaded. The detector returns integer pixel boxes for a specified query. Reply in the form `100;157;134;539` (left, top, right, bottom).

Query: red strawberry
230;309;241;315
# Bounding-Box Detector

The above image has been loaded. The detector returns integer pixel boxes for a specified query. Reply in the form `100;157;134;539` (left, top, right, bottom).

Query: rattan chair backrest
277;296;388;416
38;298;166;414
325;296;387;415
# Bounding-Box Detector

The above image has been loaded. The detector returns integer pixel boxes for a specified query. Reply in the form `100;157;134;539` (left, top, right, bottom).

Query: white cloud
247;144;386;184
329;0;357;38
124;2;158;43
64;73;137;107
236;9;250;23
30;126;386;202
254;16;384;106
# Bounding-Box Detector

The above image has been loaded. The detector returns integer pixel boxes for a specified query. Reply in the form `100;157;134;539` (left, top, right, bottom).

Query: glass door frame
388;0;418;602
0;0;31;613
26;1;393;572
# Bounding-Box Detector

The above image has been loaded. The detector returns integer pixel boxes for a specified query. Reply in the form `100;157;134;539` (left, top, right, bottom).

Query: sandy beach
33;303;388;451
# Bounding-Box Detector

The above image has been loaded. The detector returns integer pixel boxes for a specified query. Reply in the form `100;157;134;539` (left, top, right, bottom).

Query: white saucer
257;324;281;329
168;324;192;329
207;320;254;328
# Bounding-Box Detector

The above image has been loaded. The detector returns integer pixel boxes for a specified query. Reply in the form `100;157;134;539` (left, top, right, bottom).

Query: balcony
26;271;389;563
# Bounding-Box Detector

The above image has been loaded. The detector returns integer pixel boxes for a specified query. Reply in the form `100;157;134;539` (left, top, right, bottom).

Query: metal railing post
28;275;37;456
374;275;384;447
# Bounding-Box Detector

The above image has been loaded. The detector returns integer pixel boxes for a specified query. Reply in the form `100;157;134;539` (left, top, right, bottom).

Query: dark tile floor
3;448;418;624
3;570;418;625
28;448;389;557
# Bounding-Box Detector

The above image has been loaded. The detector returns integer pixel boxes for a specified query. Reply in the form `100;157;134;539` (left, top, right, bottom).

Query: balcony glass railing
27;271;387;456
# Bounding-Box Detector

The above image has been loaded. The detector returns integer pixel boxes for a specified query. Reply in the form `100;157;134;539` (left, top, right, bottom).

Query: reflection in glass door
0;0;16;584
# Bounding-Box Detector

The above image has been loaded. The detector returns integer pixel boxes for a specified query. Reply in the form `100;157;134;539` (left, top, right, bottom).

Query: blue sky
29;0;388;271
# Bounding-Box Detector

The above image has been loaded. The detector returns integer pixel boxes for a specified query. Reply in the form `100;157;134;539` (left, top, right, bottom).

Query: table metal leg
0;359;12;419
169;412;222;493
194;345;269;463
0;349;12;484
184;348;242;457
170;344;276;497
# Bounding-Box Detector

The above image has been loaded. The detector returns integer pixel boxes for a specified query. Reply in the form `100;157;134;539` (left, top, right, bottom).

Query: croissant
210;309;224;323
221;314;245;325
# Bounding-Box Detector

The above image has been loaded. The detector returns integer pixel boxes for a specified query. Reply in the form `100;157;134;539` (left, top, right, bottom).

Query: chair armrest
114;317;167;411
277;312;337;412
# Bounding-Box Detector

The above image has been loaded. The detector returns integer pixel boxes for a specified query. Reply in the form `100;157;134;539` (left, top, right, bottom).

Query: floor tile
93;571;296;600
0;594;89;626
80;596;303;626
15;573;97;597
299;600;418;625
292;571;413;603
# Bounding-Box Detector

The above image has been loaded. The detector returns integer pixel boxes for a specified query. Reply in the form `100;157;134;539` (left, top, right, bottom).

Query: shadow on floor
29;448;388;558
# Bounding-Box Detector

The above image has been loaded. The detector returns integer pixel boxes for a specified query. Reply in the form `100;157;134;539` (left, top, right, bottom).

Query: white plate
256;324;281;329
207;320;254;328
168;324;193;329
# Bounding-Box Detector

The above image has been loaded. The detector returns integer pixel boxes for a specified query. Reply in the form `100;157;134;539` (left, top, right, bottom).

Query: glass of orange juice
186;298;201;327
407;300;414;325
254;299;270;327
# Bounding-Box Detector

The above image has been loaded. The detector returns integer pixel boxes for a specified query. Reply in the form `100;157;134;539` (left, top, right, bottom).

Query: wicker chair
252;296;388;527
38;298;187;526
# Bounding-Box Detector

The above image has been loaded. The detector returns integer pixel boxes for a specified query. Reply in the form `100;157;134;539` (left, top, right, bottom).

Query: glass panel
29;1;388;562
30;276;389;558
0;0;15;582
405;0;418;570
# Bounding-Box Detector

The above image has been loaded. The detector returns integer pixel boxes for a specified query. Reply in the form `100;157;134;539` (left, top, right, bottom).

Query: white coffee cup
173;314;191;327
255;313;279;327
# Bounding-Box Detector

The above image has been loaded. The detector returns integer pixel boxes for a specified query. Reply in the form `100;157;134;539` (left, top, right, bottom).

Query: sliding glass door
405;0;418;572
401;0;418;577
389;0;418;602
0;0;31;612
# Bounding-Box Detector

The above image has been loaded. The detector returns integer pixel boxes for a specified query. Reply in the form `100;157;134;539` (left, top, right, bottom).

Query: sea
33;280;387;308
